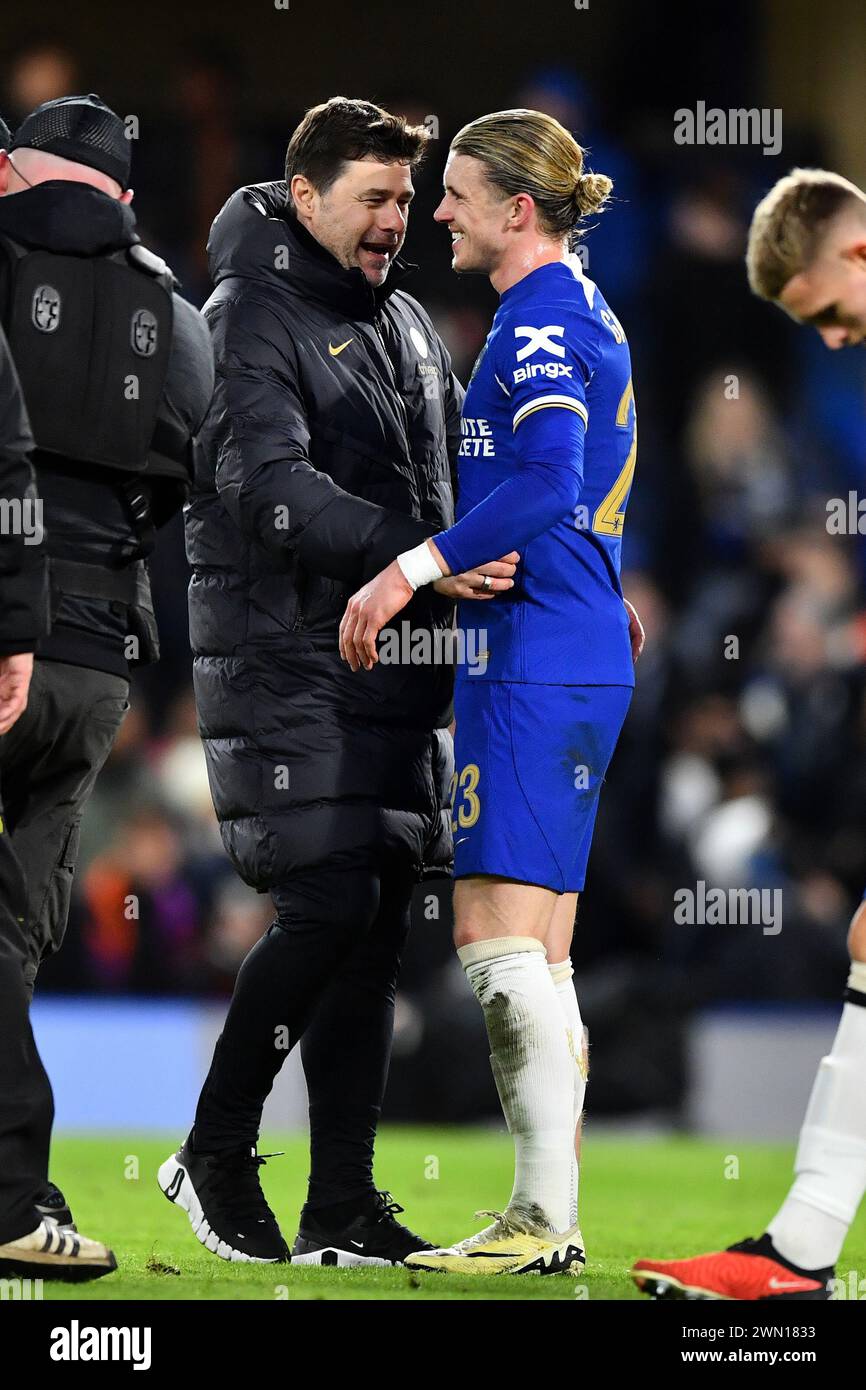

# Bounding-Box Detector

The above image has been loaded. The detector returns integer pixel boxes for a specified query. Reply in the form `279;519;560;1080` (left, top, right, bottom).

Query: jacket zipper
291;312;410;633
373;311;414;469
292;563;307;630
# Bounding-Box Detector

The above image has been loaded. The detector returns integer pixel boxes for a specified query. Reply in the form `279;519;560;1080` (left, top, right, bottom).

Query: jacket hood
207;180;414;320
0;181;138;255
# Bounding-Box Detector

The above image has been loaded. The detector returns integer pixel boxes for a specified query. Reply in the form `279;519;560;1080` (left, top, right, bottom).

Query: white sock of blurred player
549;958;587;1228
459;937;575;1233
767;960;866;1269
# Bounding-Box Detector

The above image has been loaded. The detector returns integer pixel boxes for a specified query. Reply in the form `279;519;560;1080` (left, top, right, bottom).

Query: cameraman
0;94;214;1227
0;315;115;1279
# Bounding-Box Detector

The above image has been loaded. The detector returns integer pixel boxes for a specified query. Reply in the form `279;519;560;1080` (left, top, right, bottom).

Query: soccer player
633;169;866;1301
340;108;643;1274
159;98;518;1269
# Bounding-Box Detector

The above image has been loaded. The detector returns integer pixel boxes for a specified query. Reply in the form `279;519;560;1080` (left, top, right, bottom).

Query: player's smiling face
779;218;866;349
434;153;510;276
293;156;413;286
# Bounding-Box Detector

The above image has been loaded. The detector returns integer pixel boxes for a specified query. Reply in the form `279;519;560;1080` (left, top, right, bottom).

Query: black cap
11;94;130;190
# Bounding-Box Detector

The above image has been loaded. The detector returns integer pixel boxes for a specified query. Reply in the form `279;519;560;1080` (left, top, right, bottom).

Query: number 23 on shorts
450;763;481;833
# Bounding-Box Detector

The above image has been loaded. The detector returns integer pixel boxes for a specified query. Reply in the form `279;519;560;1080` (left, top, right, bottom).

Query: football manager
159;96;517;1267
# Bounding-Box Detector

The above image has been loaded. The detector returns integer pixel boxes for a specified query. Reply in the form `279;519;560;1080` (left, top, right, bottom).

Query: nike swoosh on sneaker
767;1276;818;1290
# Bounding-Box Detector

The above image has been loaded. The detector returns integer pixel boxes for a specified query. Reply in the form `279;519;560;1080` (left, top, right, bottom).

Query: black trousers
0;659;129;989
0;659;128;1241
0;785;54;1243
195;857;415;1209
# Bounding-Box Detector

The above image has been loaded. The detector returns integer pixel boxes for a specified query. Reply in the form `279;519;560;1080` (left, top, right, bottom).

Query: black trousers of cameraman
0;787;53;1244
0;658;129;991
195;856;416;1210
0;658;128;1242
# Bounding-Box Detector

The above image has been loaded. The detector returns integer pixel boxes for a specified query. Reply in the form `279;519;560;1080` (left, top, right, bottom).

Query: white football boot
405;1208;585;1276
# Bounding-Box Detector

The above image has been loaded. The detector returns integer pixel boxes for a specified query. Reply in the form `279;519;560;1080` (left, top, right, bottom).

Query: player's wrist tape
396;540;444;591
850;962;866;990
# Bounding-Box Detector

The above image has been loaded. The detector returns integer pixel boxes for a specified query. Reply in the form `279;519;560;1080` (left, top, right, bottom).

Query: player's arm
338;312;597;670
430;313;598;575
430;342;520;600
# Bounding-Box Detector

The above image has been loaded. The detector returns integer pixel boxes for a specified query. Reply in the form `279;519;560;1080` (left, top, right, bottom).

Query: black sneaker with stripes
291;1190;436;1267
158;1133;290;1263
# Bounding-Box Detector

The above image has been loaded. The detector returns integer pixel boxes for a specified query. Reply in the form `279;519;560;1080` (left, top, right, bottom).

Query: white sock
549;959;586;1227
459;936;575;1234
767;962;866;1269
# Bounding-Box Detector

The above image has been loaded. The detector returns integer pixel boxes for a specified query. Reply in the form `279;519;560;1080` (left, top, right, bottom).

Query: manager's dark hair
285;96;430;200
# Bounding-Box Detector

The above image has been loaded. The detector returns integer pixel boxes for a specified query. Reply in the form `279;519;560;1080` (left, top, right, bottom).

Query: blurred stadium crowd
6;40;865;1114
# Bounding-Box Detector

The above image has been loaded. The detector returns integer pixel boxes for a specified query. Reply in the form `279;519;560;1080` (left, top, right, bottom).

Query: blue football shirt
435;255;636;686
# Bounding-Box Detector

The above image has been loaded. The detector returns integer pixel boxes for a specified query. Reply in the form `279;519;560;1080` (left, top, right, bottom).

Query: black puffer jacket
187;182;463;888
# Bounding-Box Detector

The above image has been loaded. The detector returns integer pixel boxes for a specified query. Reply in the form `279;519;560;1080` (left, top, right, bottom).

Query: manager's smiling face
291;156;414;286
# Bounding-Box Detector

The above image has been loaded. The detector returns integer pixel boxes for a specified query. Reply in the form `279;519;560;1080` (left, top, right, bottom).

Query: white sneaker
405;1209;585;1276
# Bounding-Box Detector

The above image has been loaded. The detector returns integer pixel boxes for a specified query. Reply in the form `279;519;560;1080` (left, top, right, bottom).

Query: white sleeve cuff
396;540;445;591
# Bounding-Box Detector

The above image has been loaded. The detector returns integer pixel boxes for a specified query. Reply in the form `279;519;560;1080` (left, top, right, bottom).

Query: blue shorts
451;681;632;893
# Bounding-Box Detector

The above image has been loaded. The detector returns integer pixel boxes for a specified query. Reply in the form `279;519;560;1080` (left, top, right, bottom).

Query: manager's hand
339;560;414;672
340;549;521;673
0;651;33;735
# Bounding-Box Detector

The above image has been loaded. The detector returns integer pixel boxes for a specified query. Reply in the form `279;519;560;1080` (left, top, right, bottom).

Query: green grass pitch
42;1128;866;1301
